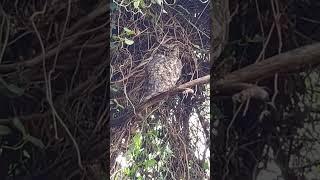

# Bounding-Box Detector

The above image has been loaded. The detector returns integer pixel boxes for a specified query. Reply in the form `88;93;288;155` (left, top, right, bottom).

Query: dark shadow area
212;0;320;179
0;1;108;179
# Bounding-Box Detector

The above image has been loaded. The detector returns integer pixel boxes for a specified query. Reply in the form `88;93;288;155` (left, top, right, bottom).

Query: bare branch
215;42;320;89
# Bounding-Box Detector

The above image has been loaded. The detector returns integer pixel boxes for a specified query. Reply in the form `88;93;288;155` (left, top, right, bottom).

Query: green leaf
133;133;142;148
133;1;140;9
13;118;26;136
112;35;120;41
140;0;145;8
203;160;209;170
124;38;134;45
0;125;11;135
143;159;157;168
123;27;135;36
25;135;45;149
124;167;130;175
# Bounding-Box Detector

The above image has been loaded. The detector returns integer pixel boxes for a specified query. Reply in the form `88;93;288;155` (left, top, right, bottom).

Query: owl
143;45;182;101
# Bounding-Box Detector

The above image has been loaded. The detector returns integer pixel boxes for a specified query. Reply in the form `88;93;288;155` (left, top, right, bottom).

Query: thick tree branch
173;42;320;93
215;42;320;91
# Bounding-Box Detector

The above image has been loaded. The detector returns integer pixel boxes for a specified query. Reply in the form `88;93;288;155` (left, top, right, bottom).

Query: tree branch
111;42;320;127
215;42;320;90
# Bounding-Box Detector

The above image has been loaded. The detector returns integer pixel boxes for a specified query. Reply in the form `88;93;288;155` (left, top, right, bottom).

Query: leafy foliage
114;125;173;179
110;0;210;178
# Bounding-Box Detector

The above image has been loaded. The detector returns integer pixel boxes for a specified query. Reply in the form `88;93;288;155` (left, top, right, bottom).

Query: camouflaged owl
143;45;182;101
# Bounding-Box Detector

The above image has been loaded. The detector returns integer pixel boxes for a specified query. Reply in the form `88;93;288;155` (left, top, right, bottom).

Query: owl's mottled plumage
143;46;182;101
